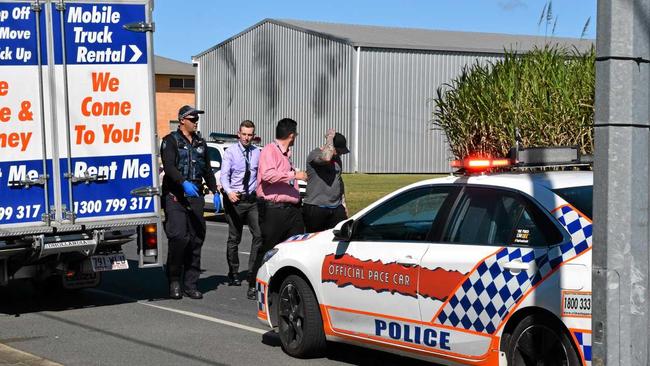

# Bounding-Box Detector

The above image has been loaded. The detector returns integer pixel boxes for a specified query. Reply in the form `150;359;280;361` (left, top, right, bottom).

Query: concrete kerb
0;343;62;366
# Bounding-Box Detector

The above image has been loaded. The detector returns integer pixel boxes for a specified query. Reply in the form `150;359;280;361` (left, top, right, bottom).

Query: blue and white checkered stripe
553;205;592;257
435;205;592;334
573;330;592;366
256;282;266;312
285;233;314;242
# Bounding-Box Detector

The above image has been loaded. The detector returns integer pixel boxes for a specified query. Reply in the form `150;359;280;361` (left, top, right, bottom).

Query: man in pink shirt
251;118;307;285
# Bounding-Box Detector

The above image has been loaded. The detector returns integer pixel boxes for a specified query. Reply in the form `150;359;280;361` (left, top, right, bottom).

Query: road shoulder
0;343;62;366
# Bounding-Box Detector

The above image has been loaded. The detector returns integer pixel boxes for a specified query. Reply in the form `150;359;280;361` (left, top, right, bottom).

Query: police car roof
419;170;593;191
350;171;592;220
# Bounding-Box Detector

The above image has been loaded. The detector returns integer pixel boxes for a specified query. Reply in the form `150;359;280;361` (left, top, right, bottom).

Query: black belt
168;192;203;200
264;201;300;209
238;193;257;203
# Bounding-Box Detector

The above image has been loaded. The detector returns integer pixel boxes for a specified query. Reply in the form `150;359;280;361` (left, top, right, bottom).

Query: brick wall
155;75;195;140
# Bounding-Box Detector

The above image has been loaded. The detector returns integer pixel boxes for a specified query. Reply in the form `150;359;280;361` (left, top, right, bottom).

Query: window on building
169;77;195;90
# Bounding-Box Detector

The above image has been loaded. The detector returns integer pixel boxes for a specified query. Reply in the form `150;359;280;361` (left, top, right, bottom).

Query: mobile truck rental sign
0;1;48;226
53;2;155;222
0;0;157;226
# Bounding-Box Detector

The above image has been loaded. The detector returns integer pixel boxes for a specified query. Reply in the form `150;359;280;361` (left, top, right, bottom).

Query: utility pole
593;1;650;365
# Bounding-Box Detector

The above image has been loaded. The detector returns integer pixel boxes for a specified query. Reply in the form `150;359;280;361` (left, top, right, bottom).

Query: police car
203;133;239;212
255;146;592;366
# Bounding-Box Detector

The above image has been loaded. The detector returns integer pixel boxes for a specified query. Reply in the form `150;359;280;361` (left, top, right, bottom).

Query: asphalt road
0;215;433;366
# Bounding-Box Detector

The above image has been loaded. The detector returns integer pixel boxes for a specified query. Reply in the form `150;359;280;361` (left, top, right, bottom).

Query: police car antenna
514;127;522;163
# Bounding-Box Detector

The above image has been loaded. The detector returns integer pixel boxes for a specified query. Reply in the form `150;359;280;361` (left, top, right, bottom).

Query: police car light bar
209;132;238;142
451;157;512;172
209;132;262;145
512;146;583;167
210;132;239;141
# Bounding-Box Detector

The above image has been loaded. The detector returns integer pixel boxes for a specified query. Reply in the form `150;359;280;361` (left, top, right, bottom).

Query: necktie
243;148;250;194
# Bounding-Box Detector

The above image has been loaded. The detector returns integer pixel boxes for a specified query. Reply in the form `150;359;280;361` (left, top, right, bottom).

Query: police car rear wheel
506;314;580;366
277;275;326;358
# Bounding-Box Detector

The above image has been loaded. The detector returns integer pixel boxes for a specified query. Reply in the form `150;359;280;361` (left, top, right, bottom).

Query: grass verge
343;174;444;216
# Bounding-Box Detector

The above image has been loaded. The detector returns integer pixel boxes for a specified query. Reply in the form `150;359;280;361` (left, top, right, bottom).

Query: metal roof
154;55;195;76
194;18;594;58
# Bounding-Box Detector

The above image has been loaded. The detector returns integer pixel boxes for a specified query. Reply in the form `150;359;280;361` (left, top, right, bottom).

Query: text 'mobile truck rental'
0;0;163;290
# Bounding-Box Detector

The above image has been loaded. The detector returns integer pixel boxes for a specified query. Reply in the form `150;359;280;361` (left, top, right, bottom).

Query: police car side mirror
211;161;220;169
333;219;354;242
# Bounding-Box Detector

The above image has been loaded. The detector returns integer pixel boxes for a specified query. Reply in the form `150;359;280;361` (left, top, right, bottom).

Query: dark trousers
223;197;263;285
164;195;205;290
250;203;305;283
303;204;348;233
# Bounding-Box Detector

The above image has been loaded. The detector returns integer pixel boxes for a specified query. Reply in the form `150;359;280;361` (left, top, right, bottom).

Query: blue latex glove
213;193;221;212
182;181;199;197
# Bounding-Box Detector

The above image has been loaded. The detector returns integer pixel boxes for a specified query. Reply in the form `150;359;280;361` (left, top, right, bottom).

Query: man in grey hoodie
302;129;350;232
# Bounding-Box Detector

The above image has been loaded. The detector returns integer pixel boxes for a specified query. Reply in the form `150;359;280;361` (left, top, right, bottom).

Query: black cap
178;105;204;120
333;133;349;155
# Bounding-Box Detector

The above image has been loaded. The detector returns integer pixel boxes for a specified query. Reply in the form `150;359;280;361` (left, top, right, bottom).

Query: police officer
161;105;219;299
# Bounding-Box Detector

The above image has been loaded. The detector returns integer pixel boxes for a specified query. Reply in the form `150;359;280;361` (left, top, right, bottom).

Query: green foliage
433;45;595;159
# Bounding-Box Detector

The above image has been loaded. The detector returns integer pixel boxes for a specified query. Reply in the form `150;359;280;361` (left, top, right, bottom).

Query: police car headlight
262;248;279;264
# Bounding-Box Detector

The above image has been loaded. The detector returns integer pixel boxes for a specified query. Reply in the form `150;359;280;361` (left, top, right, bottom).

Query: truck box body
0;0;162;286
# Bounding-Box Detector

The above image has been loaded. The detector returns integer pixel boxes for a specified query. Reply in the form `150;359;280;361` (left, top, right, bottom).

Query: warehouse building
193;19;592;173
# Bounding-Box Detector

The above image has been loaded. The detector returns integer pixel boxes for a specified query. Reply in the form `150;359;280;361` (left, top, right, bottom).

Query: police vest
171;130;207;182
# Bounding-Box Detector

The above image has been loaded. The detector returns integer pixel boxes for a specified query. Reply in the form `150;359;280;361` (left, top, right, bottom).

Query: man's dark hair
240;120;255;130
276;118;297;139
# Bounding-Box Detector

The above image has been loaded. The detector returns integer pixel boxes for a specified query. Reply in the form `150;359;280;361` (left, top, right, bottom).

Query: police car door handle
504;260;529;272
396;255;419;267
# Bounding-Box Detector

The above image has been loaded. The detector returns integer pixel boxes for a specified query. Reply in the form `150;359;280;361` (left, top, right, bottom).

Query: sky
153;0;596;63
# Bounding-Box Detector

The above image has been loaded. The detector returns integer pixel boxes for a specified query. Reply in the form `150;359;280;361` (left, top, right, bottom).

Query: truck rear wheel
276;274;326;358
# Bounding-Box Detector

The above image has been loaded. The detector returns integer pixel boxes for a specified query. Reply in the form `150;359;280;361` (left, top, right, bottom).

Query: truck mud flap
0;259;7;286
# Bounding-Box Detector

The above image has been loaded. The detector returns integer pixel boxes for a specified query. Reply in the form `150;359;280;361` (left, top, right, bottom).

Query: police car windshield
552;186;593;219
208;147;222;165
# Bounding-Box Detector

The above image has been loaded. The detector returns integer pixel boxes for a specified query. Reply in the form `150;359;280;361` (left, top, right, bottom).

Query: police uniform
161;109;217;299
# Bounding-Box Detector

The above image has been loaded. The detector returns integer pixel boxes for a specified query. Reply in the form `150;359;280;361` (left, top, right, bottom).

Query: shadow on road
262;331;434;365
0;251;252;317
0;260;169;316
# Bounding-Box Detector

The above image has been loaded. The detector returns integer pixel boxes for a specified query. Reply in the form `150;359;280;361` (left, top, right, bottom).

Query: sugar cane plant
433;45;595;159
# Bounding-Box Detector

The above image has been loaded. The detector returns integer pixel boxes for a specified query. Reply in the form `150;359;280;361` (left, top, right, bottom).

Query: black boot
228;273;242;286
169;281;182;299
183;288;203;299
247;286;256;300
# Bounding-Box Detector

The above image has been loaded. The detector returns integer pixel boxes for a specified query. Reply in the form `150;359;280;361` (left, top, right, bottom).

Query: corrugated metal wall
195;22;354;171
358;49;501;173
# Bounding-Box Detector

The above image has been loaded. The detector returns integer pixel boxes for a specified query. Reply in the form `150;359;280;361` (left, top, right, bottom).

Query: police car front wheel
506;314;580;366
277;274;326;358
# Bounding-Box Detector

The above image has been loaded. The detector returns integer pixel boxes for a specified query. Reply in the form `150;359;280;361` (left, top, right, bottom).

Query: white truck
0;0;162;290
